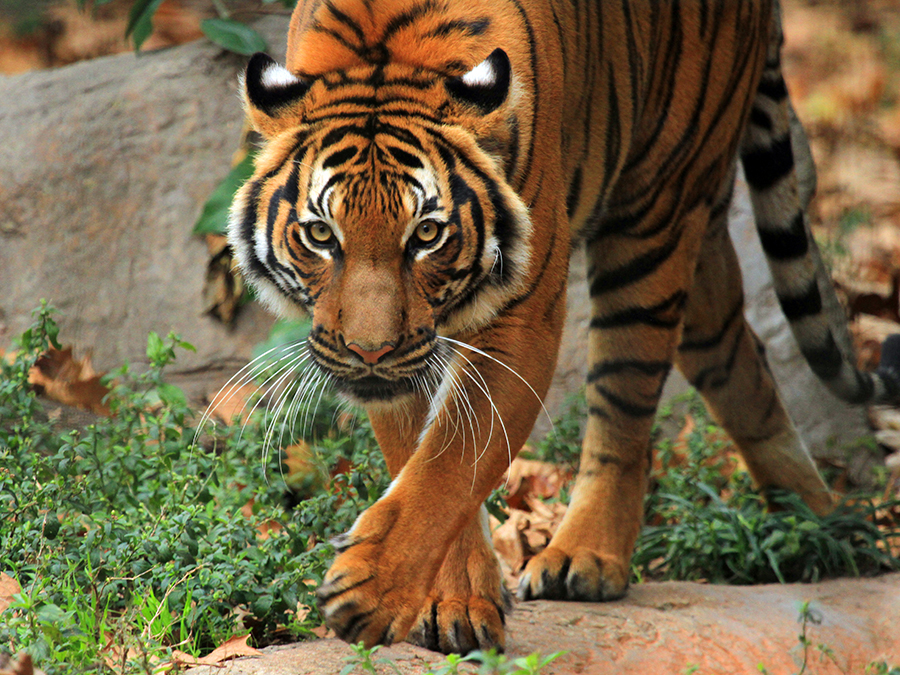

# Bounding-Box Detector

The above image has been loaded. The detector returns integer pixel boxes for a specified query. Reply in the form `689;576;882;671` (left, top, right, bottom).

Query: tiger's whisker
452;350;511;488
260;353;310;480
437;335;553;430
191;340;303;451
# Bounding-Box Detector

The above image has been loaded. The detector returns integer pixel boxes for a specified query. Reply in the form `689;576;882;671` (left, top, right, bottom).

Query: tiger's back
228;0;900;655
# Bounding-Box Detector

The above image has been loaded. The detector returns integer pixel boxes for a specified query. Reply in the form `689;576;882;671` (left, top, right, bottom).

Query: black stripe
741;134;793;191
387;145;423;168
587;359;670;383
777;280;822;321
593;384;657;418
589;230;680;297
680;301;743;352
689;322;744;391
323;0;367;45
800;335;844;381
758;212;808;260
282;161;300;206
507;0;539;186
382;1;439;41
240;133;309;286
426;17;490;37
323;146;357;169
310;23;364;57
322;125;361;147
757;74;788;102
566;166;583;219
591;453;624;466
749;105;772;131
377;125;424;151
590;290;687;330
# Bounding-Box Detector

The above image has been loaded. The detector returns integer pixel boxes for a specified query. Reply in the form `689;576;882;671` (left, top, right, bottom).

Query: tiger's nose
345;340;396;365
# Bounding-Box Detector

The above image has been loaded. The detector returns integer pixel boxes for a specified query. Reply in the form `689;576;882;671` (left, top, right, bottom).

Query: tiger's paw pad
406;593;509;655
516;545;628;602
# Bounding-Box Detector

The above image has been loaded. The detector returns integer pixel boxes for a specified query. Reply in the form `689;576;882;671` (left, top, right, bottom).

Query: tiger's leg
674;186;833;514
318;302;565;649
518;206;710;602
367;403;509;654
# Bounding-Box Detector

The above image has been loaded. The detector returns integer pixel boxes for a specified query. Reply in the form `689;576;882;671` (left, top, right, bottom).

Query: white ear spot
461;58;496;88
262;62;302;89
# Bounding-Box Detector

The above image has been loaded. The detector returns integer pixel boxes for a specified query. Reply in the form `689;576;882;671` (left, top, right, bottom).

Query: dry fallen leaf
0;0;205;75
490;499;568;584
846;273;900;323
503;456;572;511
0;652;48;675
169;634;262;668
203;234;244;326
28;347;110;416
204;382;259;425
852;314;900;371
0;572;21;615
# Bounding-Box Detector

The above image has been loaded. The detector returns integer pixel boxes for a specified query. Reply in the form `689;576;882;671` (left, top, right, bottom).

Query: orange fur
228;0;893;655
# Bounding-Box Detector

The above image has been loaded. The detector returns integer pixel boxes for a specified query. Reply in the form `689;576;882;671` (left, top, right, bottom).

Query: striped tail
739;0;900;406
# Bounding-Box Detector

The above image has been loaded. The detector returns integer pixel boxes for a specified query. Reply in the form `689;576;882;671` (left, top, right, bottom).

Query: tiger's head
228;49;532;403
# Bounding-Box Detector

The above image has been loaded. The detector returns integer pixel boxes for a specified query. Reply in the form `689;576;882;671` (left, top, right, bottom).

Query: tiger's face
229;51;532;403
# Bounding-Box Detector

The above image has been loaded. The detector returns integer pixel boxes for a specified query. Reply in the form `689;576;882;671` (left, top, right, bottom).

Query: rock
0;17;293;394
185;575;900;675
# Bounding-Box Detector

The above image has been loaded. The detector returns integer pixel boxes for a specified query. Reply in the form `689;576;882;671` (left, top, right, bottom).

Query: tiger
227;0;900;656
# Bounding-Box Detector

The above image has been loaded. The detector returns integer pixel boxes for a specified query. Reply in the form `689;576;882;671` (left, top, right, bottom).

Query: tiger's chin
330;373;422;404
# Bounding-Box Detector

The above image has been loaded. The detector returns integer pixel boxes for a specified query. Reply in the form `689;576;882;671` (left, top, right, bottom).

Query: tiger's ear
242;52;310;138
446;49;511;114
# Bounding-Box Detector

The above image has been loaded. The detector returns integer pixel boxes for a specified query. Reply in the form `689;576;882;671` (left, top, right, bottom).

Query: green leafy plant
533;389;900;585
633;399;900;584
0;305;387;674
756;602;845;675
528;392;584;469
192;152;257;236
340;643;403;675
73;0;296;52
425;648;566;675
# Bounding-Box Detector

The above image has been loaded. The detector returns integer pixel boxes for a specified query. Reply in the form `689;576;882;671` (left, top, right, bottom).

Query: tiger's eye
308;221;334;244
414;220;441;244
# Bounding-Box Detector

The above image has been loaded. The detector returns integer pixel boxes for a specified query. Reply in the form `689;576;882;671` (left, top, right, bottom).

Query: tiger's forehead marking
286;0;499;77
302;128;444;243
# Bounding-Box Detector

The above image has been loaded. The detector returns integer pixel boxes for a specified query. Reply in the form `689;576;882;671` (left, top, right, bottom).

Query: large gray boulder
0;17;292;389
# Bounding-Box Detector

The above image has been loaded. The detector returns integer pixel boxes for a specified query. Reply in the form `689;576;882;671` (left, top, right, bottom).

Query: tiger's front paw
405;521;510;654
516;545;628;602
406;593;508;655
316;500;435;647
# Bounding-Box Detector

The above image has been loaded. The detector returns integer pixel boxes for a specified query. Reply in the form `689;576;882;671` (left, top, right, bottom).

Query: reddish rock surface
187;575;900;675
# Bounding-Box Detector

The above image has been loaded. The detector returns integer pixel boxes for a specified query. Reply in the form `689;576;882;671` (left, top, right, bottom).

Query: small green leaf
157;383;187;408
127;0;165;51
201;18;267;56
193;153;257;236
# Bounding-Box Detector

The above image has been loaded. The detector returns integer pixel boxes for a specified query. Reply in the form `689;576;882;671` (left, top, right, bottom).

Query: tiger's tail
739;0;900;406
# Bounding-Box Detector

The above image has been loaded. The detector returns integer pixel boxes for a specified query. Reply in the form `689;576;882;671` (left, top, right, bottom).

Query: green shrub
636;395;900;583
0;304;386;673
